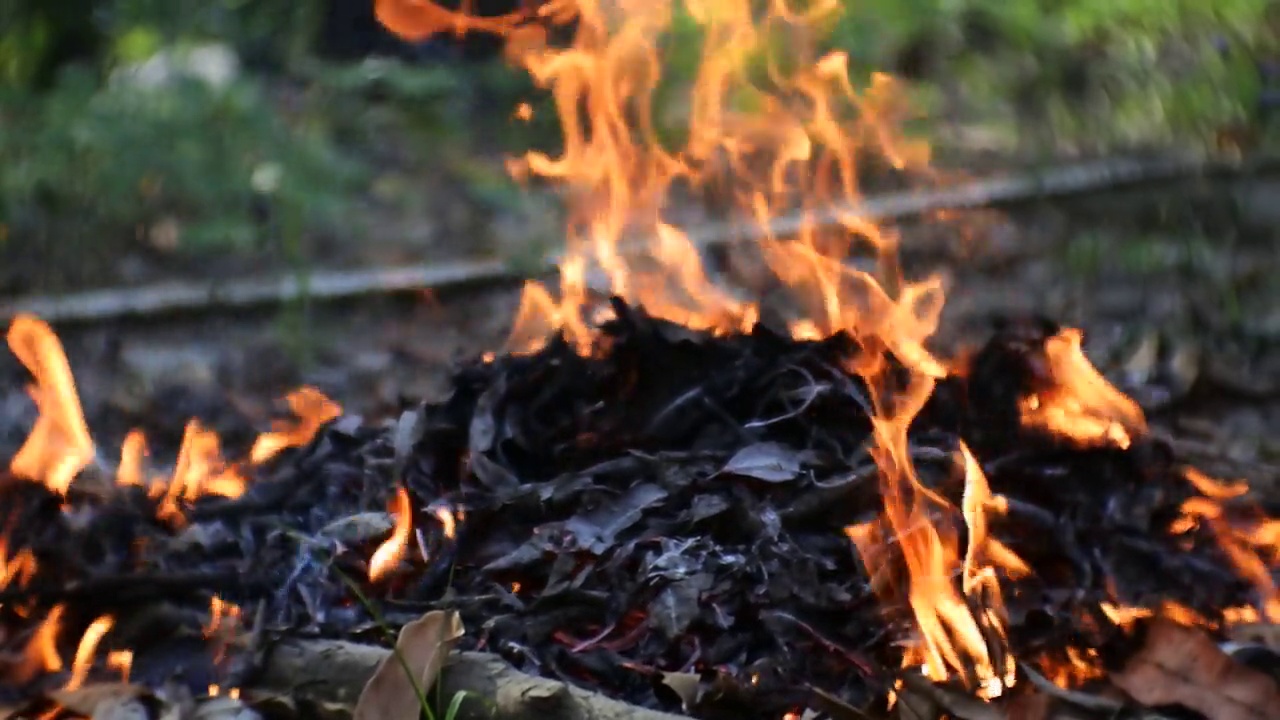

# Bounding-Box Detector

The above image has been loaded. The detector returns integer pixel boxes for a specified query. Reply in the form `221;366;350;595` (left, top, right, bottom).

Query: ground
3;165;1279;501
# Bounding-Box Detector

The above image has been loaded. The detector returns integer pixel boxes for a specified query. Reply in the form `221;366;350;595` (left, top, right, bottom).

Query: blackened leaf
564;483;668;554
468;383;501;454
481;535;551;574
689;494;731;523
648;573;712;640
469;452;521;493
722;442;802;482
392;409;424;468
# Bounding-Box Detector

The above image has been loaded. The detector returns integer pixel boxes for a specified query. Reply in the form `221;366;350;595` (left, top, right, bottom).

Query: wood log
257;638;692;720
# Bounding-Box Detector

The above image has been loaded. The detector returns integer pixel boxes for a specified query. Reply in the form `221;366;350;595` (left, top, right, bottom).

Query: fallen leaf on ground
352;610;465;720
721;442;802;482
1111;618;1280;720
48;684;148;718
193;696;259;720
659;672;700;711
897;674;1003;720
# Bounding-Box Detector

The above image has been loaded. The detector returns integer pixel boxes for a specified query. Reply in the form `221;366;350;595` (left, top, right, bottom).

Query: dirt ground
2;171;1279;499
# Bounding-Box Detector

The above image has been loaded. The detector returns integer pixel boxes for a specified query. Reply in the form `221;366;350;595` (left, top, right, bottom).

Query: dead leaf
48;684;148;718
392;409;424;469
352;610;465;720
1111;618;1280;720
91;698;152;720
659;672;700;710
192;697;259;720
721;442;802;482
320;513;394;546
898;675;1003;720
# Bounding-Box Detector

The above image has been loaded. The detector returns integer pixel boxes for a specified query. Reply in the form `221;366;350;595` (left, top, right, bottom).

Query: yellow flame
369;487;413;582
1019;329;1147;448
249;387;342;464
65;615;114;691
6;315;96;494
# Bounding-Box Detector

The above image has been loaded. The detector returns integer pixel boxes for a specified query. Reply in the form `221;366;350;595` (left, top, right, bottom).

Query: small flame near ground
1;0;1277;705
2;315;340;691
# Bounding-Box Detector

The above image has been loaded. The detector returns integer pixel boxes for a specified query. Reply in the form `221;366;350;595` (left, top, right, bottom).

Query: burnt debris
0;300;1272;718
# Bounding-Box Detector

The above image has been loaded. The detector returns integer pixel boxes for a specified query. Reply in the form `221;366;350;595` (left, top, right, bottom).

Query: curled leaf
353;610;466;720
722;442;802;482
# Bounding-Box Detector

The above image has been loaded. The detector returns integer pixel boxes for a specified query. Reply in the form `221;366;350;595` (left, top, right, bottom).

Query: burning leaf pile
2;307;1278;719
3;0;1280;718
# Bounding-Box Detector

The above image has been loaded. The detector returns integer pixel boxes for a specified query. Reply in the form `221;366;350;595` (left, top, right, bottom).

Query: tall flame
6;316;95;494
371;0;1015;694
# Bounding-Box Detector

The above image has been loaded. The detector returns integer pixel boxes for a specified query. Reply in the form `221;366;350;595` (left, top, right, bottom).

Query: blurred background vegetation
1;0;1278;296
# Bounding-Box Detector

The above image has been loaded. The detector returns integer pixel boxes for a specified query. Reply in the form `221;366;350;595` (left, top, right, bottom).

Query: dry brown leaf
1111;619;1280;720
352;610;465;720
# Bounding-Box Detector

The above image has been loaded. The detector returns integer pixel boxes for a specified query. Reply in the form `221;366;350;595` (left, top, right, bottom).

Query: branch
4;153;1273;326
257;638;693;720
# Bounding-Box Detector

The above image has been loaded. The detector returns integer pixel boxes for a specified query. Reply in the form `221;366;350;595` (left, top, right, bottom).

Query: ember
2;0;1279;718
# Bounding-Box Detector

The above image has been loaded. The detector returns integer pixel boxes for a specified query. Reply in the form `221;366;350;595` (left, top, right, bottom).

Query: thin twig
3;153;1273;325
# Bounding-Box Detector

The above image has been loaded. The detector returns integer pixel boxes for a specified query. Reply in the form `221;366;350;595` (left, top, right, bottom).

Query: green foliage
819;0;1277;150
0;67;364;254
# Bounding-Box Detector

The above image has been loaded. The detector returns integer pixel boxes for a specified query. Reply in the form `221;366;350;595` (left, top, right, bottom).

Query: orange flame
107;649;133;683
374;0;997;694
369;487;413;582
1174;468;1280;623
1019;329;1147;449
158;420;247;519
11;604;65;685
66;615;114;691
116;429;149;486
1;535;37;593
6;315;96;494
249;387;342;464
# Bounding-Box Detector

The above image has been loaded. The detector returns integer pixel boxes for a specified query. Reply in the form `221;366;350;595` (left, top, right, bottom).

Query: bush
0;61;365;261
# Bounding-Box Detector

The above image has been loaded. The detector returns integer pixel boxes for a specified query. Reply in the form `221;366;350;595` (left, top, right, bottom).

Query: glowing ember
369;487;413;582
6;315;96;495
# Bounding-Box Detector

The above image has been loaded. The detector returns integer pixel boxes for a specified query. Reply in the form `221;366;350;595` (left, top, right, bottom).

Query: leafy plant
0;66;363;257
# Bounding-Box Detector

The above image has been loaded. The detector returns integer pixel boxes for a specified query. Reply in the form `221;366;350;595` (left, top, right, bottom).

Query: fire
370;0;1152;699
11;604;65;685
5;312;340;525
116;430;148;486
1;535;37;592
1173;469;1280;623
1019;329;1147;449
6;316;95;495
66;615;114;691
369;487;413;582
249;387;343;464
